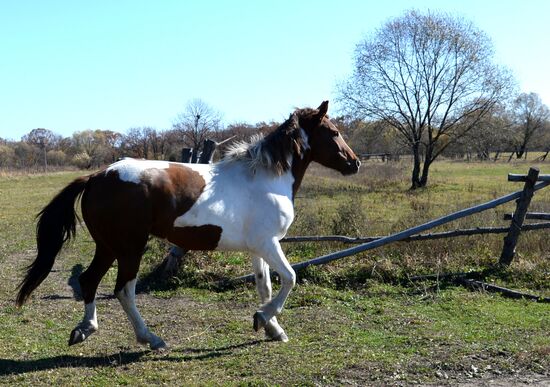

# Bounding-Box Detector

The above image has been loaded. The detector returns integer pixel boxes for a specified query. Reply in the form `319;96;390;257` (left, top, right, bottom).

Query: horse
16;101;360;350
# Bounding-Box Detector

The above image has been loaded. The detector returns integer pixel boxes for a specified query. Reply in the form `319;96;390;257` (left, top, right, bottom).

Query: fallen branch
406;269;550;303
456;278;550;303
407;271;483;282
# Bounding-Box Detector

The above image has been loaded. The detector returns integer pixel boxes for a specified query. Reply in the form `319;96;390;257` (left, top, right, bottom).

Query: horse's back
82;159;215;248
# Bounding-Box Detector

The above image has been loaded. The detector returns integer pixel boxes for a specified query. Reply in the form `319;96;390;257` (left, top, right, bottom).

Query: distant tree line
1;92;548;172
0;124;280;171
0;99;279;171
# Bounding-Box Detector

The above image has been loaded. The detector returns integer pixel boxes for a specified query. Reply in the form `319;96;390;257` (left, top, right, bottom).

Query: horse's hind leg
252;256;288;342
115;246;166;351
69;243;115;346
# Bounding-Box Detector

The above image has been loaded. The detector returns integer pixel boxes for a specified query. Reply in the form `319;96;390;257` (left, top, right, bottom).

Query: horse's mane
223;110;311;175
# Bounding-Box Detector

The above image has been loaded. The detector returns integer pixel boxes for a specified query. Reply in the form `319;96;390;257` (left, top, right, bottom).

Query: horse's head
298;101;360;175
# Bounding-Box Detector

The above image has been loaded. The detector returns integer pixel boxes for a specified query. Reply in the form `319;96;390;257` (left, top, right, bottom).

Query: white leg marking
252;256;288;341
116;279;166;350
251;240;295;339
68;301;98;345
83;301;98;331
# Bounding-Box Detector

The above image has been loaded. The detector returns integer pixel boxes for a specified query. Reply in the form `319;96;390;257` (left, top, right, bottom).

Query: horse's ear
316;100;329;119
286;112;300;132
284;112;307;157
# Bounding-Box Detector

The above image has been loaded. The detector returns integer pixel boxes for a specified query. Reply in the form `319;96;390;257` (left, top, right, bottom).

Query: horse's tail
16;175;90;307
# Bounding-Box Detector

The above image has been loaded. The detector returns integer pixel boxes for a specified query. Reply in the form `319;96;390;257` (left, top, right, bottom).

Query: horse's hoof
150;337;167;351
269;332;289;342
68;326;95;346
265;323;288;342
253;311;267;332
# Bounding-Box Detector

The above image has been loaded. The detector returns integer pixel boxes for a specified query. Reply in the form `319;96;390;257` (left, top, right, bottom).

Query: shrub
71;152;91;169
331;197;368;236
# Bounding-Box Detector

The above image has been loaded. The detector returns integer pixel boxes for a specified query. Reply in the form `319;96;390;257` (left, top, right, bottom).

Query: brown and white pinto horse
16;101;360;350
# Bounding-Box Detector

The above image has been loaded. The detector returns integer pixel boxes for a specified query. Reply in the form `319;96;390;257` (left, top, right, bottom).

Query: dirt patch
337;362;550;386
455;374;550;386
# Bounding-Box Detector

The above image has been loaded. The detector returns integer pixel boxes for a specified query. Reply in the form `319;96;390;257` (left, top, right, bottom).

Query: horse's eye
332;131;339;137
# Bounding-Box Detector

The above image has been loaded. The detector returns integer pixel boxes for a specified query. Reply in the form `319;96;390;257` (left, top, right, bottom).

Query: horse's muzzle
342;159;361;175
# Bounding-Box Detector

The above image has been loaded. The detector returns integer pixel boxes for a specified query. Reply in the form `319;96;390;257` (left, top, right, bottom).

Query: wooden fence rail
281;222;550;245
503;212;550;221
507;174;550;182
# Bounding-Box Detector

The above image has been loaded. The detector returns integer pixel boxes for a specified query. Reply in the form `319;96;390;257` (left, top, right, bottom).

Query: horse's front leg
250;238;296;340
252;256;288;342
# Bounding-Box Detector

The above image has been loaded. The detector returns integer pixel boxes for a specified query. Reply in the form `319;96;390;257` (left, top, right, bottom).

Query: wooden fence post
191;148;199;163
499;167;540;266
199;139;217;164
181;148;193;163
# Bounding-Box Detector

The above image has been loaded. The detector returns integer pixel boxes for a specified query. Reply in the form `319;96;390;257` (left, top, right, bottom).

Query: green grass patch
0;161;549;385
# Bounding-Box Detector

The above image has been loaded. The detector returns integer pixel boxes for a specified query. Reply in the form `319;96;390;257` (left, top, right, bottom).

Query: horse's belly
166;225;223;250
215;229;248;251
166;222;248;251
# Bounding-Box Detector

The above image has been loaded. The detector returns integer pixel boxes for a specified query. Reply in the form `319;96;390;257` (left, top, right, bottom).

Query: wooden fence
228;167;550;297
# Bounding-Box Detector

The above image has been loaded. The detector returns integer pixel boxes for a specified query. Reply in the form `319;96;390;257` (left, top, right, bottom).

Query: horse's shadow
0;340;264;376
10;265;263;377
44;264;115;301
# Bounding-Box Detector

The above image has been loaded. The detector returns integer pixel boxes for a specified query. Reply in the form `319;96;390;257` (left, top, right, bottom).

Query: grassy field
0;160;549;385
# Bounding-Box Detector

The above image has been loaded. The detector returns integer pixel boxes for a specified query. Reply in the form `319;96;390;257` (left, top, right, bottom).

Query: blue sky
1;0;549;140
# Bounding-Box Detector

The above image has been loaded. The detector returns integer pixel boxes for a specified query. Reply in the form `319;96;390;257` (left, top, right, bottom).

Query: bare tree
510;92;550;159
122;127;155;159
455;103;513;160
71;129;123;168
145;129;167;160
339;10;513;188
337;117;405;157
22;128;60;171
172;99;222;161
158;129;186;161
534;121;550;156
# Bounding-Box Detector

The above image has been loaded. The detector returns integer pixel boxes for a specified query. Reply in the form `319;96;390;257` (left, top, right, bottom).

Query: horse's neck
290;153;312;198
